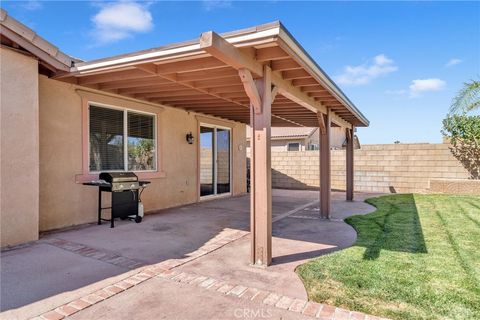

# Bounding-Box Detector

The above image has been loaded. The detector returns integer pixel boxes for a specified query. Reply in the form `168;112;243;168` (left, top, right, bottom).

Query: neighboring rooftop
247;127;317;140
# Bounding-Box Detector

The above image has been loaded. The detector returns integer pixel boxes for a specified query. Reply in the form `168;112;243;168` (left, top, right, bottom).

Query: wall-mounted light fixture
186;132;194;144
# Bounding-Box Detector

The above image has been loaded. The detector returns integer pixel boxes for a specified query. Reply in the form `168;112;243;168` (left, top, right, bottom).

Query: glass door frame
198;122;232;200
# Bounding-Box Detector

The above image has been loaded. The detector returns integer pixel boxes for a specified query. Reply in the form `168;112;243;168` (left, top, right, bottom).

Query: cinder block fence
256;143;472;193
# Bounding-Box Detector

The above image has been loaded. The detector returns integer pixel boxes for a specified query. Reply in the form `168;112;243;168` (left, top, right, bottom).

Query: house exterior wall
273;139;306;151
37;75;246;233
0;48;40;247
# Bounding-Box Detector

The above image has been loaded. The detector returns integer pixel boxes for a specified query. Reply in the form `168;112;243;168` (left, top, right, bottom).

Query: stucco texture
1;48;40;247
38;76;246;233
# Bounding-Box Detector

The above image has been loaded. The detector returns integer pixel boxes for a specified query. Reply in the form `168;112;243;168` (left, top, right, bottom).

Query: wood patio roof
57;22;369;128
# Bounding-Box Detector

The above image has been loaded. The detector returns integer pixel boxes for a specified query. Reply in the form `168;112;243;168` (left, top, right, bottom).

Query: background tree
442;115;480;178
449;79;480;115
443;79;480;178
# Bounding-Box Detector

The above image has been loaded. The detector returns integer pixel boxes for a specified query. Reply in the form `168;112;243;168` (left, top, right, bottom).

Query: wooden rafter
199;31;353;129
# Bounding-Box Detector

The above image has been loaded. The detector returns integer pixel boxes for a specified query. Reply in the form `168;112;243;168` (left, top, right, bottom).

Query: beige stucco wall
0;48;40;247
38;76;246;232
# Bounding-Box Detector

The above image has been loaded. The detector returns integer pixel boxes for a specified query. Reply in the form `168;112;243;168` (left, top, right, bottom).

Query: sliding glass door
200;125;231;197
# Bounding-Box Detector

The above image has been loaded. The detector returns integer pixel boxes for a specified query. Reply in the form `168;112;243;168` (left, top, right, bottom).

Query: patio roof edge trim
59;20;367;128
71;25;281;73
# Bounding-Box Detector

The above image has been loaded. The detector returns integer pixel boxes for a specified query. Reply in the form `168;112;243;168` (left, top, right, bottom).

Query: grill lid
99;172;138;183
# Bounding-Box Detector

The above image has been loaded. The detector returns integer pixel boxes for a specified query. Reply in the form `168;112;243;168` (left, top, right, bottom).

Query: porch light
186;132;194;144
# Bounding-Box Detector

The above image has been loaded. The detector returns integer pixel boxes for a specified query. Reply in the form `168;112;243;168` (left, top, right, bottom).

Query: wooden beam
302;85;328;92
282;69;311;80
150;96;218;103
271;58;301;71
118;84;187;95
135;63;158;75
256;46;289;61
218;92;248;99
208;85;245;94
170;102;236;107
98;77;169;90
175;67;238;82
318;110;331;218
292;78;317;86
198;30;356;128
271;86;279;102
346;126;354;201
309;92;333;98
200;31;263;76
193;77;241;88
131;63;252;112
77;69;152;85
239;68;262;114
250;64;272;267
156;56;225;74
135;89;203;98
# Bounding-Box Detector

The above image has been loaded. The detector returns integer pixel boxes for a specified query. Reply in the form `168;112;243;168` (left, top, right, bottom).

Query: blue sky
2;1;479;144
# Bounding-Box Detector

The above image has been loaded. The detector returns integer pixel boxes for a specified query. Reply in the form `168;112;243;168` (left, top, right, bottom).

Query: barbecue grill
83;172;150;228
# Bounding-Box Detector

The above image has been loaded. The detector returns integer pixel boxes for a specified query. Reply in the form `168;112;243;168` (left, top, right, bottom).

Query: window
307;143;319;151
287;142;300;151
89;104;156;172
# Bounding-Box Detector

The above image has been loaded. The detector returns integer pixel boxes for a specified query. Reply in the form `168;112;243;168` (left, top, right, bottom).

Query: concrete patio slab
0;243;136;319
177;191;378;299
68;276;312;320
0;189;380;319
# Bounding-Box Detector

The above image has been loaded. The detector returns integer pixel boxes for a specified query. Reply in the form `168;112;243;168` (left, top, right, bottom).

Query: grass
296;194;480;320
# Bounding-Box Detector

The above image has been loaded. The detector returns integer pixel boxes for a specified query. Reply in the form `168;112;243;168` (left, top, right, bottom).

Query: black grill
83;172;150;228
99;172;140;192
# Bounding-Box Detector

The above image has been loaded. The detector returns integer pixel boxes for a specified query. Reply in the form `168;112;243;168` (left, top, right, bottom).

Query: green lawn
296;194;480;320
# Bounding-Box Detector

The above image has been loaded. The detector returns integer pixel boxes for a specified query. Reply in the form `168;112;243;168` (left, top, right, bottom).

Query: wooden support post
249;65;272;266
346;126;355;201
318;110;331;218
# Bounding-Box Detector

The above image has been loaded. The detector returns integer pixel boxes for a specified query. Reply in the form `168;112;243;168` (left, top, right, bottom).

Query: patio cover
58;21;368;129
1;13;369;266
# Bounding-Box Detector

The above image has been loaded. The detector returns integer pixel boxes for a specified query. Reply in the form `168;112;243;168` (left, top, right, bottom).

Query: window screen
89;105;124;171
128;112;156;171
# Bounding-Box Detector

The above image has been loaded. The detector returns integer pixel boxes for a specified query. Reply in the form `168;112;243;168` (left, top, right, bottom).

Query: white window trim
88;101;158;174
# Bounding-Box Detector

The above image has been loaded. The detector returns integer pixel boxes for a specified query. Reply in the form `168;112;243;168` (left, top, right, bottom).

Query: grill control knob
130;184;135;188
119;184;124;189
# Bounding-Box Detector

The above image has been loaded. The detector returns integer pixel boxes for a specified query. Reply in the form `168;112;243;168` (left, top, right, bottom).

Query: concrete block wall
256;143;471;193
200;148;230;184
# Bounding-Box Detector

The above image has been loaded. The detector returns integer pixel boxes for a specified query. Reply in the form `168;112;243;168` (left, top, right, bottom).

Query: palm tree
449;79;480;114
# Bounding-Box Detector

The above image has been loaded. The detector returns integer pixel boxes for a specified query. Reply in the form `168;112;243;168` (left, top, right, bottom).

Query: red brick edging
33;228;249;320
157;270;388;320
33;228;388;320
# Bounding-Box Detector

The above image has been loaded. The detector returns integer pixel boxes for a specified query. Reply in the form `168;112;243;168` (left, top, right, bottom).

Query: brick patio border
156;270;389;320
33;228;249;320
42;238;144;270
33;228;389;320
